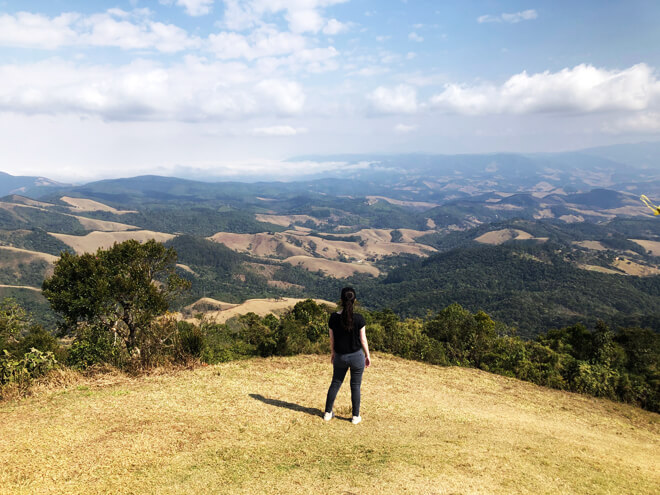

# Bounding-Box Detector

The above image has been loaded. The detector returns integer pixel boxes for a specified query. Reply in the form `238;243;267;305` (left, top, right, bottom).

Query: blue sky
1;0;659;181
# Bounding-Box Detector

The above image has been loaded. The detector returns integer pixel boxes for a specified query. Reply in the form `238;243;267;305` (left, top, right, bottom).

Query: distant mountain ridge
0;172;68;197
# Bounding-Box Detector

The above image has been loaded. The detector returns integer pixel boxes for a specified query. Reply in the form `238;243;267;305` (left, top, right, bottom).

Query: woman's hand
330;352;335;364
365;354;371;368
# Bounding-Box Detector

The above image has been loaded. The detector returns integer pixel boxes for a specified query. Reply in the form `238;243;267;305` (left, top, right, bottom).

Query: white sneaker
323;412;333;421
351;415;362;424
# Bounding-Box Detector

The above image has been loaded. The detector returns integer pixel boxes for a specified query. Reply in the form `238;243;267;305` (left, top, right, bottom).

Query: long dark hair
340;287;356;331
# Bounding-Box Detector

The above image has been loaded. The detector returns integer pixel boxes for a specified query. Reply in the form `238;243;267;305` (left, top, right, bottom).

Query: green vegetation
364;242;660;334
121;207;285;236
0;205;86;234
0;228;71;255
42;240;190;361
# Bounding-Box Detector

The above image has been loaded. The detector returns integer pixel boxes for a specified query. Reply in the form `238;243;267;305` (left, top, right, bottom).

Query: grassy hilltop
1;354;658;495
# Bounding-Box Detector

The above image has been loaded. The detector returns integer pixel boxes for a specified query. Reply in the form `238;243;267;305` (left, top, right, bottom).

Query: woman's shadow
250;393;350;420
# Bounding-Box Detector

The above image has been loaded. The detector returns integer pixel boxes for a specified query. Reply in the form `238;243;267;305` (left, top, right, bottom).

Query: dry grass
284;255;380;277
612;258;660;276
1;354;658;495
0;245;58;263
474;229;534;245
574;240;608;251
180;297;335;323
74;216;138;232
208;230;435;267
630;239;660;256
50;230;176;254
60;196;138;215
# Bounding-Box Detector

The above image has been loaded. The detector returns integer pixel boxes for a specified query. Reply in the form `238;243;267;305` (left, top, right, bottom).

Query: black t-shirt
329;312;366;355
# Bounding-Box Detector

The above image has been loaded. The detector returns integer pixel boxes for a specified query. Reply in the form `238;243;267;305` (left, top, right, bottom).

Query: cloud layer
0;58;305;121
430;64;660;115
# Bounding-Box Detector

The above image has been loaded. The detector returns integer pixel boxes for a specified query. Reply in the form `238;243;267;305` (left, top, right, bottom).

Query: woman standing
324;287;371;424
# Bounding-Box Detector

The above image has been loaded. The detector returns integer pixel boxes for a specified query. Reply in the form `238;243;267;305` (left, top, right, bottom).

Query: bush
177;321;206;359
67;323;125;370
1;348;57;387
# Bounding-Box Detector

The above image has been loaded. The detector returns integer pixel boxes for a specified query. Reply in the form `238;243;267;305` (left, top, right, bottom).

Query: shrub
1;348;57;387
67;323;125;369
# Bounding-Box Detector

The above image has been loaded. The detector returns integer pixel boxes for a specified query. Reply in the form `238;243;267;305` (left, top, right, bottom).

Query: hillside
1;354;657;494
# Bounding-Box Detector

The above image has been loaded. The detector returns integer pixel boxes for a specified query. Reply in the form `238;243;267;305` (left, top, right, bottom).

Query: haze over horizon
1;0;660;182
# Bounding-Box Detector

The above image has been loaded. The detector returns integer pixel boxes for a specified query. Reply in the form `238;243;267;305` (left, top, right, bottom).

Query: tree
42;240;190;356
0;298;32;350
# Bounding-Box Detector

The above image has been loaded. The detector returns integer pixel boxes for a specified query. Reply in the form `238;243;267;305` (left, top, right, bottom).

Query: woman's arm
329;328;335;364
359;326;371;367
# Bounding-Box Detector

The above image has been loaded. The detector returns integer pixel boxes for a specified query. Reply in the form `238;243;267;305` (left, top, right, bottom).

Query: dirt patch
181;297;335;323
50;230;175;254
74;216;138;232
577;264;622;275
209;230;435;262
0;246;58;263
559;215;585;223
574;241;608;251
366;196;439;209
176;264;196;275
254;214;322;227
267;280;304;290
60;196;137;215
183;297;238;315
283;255;380;278
613;258;660;276
630;239;660;256
475;229;534;245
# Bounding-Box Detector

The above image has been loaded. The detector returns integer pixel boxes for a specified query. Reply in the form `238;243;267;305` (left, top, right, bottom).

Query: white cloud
408;32;423;42
160;0;214;16
0;12;79;49
367;85;418;114
251;125;307;136
394;123;417;133
82;10;201;53
0;57;306;121
222;0;349;33
209;26;307;60
0;9;200;53
323;18;348;35
430;64;660;115
477;9;538;24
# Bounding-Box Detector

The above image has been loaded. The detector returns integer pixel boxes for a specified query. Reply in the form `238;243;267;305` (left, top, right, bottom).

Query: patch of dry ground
0;246;56;284
254;214;322;227
574;240;608;251
60;196;137;215
0;245;58;263
475;229;547;245
630;239;660;256
50;230;175;254
613;258;660;276
366;195;440;209
208;229;435;264
73;216;138;232
0;199;138;233
4;195;55;208
180;297;335;323
0;284;42;292
283;255;380;277
577;264;622;275
1;354;658;494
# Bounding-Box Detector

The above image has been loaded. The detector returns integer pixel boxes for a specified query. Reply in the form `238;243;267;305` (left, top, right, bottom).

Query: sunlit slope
1;354;658;494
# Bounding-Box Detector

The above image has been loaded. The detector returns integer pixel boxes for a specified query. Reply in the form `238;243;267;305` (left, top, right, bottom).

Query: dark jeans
325;349;365;417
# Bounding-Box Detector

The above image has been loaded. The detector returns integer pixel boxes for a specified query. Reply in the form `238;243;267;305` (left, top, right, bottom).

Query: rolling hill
1;354;657;494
